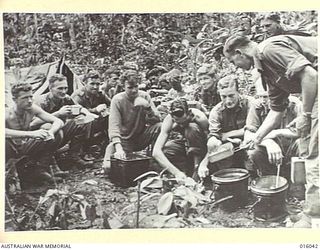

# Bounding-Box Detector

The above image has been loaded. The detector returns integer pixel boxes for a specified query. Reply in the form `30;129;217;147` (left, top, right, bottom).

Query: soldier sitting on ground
71;70;111;159
34;74;94;169
6;83;64;189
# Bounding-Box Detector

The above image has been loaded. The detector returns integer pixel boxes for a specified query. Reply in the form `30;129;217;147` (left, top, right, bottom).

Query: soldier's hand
262;139;283;165
226;137;242;145
58;105;72;117
286;117;297;129
43;130;55;141
198;162;209;179
30;129;50;140
207;137;222;153
114;145;126;160
175;171;187;184
96;103;107;113
134;96;150;108
244;135;262;150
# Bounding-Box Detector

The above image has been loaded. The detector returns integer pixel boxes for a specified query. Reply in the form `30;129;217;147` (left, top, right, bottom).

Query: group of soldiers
5;13;319;228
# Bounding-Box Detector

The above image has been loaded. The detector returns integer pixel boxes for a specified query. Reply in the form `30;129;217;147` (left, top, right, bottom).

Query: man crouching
153;98;209;181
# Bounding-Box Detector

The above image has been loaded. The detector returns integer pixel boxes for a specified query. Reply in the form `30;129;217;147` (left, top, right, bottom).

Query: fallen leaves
157;192;174;215
81;179;98;186
139;213;179;228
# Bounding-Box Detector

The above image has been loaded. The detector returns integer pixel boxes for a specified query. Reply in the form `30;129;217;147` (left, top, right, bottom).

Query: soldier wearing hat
100;66;122;100
146;66;168;89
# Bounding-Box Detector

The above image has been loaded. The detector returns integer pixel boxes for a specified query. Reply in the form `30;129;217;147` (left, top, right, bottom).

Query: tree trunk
67;15;77;50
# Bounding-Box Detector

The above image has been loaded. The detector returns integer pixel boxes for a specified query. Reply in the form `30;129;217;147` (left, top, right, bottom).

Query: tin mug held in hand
71;106;81;115
96;104;108;117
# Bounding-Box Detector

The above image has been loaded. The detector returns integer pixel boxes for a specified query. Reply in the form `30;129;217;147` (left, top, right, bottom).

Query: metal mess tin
208;142;247;163
250;175;289;221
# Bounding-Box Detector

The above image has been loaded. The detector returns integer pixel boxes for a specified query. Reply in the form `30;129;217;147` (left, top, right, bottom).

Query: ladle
275;164;281;188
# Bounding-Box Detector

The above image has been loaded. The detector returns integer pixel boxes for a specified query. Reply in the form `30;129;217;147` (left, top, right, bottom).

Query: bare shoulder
161;114;174;131
191;108;205;116
5;107;14;121
138;90;151;99
31;103;45;114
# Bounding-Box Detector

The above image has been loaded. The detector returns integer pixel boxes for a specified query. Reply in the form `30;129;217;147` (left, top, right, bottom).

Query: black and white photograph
3;9;319;232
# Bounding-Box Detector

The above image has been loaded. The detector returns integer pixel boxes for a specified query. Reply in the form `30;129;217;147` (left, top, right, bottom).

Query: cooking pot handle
247;197;262;214
208;184;220;200
200;195;233;206
213;184;220;191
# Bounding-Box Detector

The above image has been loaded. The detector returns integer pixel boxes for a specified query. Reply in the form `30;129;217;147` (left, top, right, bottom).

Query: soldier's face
50;80;68;99
85;77;100;94
14;90;33;110
109;74;120;87
149;76;158;85
219;86;240;109
198;74;212;87
171;110;188;124
258;92;270;106
229;52;253;71
124;81;139;101
261;19;282;37
239;17;252;35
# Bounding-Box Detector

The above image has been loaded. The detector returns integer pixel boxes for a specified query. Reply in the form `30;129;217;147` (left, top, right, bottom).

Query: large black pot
250;175;289;221
211;168;250;212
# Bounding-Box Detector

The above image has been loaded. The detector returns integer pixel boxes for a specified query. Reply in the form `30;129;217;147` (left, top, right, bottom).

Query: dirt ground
5;151;304;231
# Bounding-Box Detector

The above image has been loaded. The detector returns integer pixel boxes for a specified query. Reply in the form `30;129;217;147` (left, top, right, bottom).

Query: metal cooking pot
249;175;289;221
211;168;250;212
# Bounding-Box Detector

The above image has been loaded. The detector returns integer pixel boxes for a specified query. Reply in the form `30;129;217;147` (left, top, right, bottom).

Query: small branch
5;194;19;225
49;164;58;189
136;181;141;228
199;195;233;206
28;200;43;224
